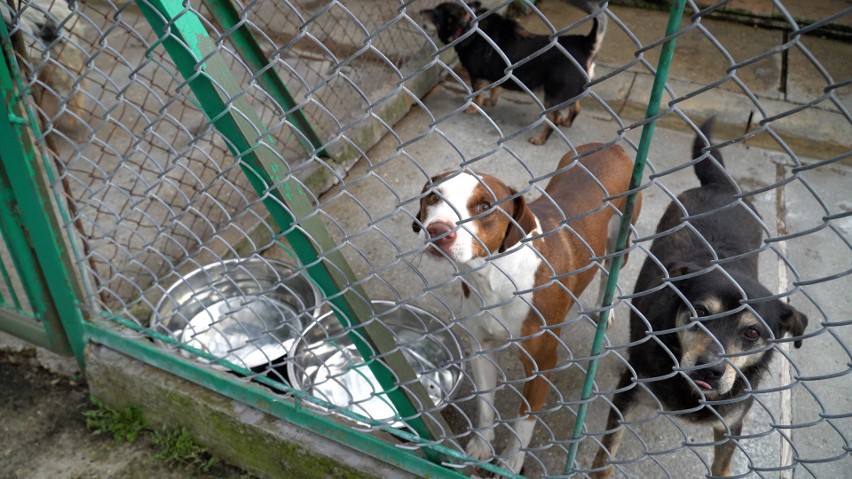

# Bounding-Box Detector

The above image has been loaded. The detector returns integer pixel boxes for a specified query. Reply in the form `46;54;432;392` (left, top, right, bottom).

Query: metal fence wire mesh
2;0;849;477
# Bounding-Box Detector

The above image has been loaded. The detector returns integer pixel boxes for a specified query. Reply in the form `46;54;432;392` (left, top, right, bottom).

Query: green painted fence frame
0;0;689;476
202;0;328;158
0;20;85;361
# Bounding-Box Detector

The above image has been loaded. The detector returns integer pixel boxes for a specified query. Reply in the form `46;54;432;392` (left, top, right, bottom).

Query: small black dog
421;1;606;145
592;120;808;478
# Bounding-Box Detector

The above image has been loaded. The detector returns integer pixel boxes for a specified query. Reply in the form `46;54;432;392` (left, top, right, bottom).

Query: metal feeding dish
152;257;321;370
288;300;464;426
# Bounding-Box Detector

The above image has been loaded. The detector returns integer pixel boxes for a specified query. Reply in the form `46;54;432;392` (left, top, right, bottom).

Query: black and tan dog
421;1;606;145
592;120;808;477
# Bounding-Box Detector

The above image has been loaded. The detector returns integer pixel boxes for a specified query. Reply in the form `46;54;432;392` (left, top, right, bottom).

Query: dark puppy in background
592;120;808;478
421;1;606;145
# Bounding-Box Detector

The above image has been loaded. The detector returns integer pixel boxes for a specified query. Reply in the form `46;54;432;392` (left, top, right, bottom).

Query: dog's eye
426;193;440;205
693;306;710;318
743;328;761;341
477;201;491;213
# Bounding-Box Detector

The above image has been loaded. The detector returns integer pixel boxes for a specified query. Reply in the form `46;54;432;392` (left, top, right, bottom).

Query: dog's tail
692;118;735;188
565;0;608;59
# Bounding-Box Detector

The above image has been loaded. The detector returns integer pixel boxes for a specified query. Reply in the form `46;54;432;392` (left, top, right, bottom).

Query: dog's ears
411;185;429;233
499;190;534;253
780;303;808;348
412;180;432;234
666;262;696;279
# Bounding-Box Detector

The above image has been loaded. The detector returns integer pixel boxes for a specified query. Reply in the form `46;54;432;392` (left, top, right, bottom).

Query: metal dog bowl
287;300;464;425
152;257;321;370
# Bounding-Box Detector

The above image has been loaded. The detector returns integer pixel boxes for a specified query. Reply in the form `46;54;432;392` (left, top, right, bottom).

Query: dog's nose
426;221;457;245
695;356;726;381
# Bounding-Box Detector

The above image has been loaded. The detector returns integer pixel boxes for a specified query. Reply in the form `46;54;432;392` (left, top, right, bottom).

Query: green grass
83;397;146;443
153;425;217;471
83;397;226;475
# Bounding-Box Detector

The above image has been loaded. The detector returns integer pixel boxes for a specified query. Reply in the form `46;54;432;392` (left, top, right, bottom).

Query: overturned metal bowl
152;257;321;370
287;300;463;425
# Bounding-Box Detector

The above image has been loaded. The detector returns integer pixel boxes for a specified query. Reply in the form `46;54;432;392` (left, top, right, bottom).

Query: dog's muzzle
425;220;457;253
688;355;726;392
450;24;468;42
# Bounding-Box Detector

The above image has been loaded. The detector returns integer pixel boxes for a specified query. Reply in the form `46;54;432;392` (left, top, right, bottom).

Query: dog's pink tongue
694;380;713;390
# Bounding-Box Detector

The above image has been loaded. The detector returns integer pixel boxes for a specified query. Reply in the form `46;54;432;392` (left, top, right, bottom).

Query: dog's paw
589;466;615;479
528;135;546;145
465;436;493;462
496;452;526;476
483;98;498;107
465;105;479;114
592;310;615;329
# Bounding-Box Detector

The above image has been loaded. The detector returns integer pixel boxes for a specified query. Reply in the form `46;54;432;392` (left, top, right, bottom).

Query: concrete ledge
85;344;415;479
587;65;851;160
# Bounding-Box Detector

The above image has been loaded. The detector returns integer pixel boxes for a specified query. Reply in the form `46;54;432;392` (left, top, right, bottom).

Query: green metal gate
0;30;84;360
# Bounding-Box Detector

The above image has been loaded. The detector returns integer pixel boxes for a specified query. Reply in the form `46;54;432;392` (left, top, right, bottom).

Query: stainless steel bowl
287;300;464;425
152;257;321;370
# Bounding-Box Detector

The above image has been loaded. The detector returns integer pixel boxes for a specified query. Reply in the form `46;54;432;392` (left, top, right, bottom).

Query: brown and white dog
412;143;640;474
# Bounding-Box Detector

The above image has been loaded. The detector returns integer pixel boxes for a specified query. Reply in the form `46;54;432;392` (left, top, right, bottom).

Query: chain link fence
2;0;849;477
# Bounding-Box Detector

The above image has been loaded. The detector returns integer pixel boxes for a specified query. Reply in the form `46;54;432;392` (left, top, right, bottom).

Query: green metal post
133;0;453;459
0;13;93;319
563;0;687;475
0;23;87;363
202;0;328;158
0;181;26;311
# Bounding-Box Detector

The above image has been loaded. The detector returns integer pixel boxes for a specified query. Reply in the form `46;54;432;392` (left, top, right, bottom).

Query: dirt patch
0;350;255;479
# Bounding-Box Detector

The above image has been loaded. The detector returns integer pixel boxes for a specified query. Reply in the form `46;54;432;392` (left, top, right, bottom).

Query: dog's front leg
594;215;623;327
498;416;536;475
466;78;490;114
466;348;499;461
711;420;743;477
460;292;501;462
559;102;581;128
591;370;639;478
528;111;558;145
496;328;561;474
484;86;502;107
